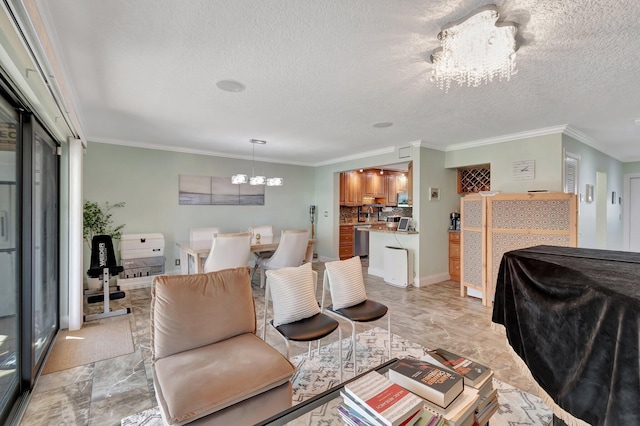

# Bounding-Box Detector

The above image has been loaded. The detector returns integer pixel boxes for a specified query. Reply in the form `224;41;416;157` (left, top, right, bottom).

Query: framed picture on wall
429;187;440;201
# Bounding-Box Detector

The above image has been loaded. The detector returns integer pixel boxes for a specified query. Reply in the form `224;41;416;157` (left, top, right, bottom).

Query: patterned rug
122;328;552;425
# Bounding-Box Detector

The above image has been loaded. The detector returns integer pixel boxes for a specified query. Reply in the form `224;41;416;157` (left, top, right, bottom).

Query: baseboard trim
415;272;450;287
117;276;153;290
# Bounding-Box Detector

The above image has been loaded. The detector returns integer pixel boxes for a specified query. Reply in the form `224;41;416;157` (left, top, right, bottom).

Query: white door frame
623;173;640;251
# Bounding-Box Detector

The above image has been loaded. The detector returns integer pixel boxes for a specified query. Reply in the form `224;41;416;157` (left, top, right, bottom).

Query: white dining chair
248;225;275;279
189;227;220;273
257;229;309;289
203;232;251;273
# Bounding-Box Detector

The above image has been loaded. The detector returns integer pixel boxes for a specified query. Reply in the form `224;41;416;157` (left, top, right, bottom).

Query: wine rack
457;165;491;193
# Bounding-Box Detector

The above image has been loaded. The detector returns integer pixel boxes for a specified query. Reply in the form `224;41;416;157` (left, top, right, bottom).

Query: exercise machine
84;235;131;322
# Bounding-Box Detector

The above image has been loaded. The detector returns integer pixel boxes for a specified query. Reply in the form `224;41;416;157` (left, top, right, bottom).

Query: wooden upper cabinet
340;171;362;206
396;173;408;193
362;170;385;198
385;174;397;206
349;171;362;205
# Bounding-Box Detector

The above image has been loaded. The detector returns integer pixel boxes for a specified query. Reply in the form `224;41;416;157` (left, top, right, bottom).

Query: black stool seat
274;313;339;342
87;265;123;278
330;299;388;322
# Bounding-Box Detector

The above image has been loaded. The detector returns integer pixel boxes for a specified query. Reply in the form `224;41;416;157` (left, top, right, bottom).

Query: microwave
397;192;410;207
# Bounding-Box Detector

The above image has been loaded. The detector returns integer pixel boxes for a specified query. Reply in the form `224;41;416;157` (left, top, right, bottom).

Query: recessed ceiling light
216;80;246;92
634;118;640;125
373;122;393;128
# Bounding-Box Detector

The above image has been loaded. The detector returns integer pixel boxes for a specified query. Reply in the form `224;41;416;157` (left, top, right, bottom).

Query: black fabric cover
492;245;640;426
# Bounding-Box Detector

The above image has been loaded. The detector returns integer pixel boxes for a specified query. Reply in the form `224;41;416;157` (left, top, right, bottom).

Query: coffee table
256;358;399;425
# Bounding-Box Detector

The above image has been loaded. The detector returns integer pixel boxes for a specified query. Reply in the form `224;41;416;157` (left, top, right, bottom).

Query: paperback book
389;357;464;408
425;349;491;387
342;371;425;426
421;387;480;426
341;392;424;426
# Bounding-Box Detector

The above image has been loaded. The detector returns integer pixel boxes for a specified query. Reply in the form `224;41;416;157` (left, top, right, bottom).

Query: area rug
121;328;552;425
43;319;134;374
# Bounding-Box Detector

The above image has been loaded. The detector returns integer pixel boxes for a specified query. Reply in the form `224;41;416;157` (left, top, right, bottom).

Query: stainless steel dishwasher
354;224;371;257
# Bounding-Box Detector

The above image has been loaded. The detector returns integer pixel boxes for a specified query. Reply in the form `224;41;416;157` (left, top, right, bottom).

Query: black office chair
85;235;130;322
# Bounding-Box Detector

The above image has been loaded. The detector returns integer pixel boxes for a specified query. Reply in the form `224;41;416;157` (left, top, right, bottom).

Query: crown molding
413;140;446;151
445;125;568;152
312;146;396;167
88;137;314;166
562;125;623;161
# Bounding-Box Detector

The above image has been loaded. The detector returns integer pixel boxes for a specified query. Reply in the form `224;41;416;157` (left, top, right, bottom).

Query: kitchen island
358;227;419;286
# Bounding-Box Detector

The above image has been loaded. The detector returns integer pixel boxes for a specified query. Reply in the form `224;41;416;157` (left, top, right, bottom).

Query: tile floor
20;262;538;425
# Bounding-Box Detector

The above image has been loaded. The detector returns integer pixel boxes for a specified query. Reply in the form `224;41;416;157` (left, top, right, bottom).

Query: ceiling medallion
430;5;518;92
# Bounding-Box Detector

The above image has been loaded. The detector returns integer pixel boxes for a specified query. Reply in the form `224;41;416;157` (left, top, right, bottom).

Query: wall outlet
175;259;180;266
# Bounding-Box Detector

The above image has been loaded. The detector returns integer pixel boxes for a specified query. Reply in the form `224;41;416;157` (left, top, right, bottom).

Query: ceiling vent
398;146;411;159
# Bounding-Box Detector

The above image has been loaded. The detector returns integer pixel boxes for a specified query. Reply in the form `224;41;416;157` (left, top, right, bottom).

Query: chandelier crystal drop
430;5;518;92
231;139;283;186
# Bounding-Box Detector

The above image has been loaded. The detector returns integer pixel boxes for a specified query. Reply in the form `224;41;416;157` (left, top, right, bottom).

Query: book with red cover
389;357;464;408
342;371;424;426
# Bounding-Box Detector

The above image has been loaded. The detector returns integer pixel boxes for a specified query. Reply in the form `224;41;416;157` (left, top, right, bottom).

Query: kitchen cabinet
339;225;354;259
448;231;460;282
362;170;385;198
340;171;362;206
396;173;408;194
385;174;397;206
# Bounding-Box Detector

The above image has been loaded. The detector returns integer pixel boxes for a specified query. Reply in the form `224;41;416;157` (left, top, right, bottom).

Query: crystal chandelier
430;5;518;92
231;139;283;186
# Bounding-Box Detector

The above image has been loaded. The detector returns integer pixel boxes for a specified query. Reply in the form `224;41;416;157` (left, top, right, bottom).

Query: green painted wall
623;161;640;174
83;142;315;272
416;147;459;279
562;135;623;250
445;134;563;192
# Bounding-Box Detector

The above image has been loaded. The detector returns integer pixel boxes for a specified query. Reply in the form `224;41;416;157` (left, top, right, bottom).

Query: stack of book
388;357;478;426
423;349;498;426
339;371;425;426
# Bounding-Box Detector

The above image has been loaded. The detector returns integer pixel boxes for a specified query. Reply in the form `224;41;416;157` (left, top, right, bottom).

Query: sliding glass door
0;90;59;423
0;90;19;423
30;121;58;375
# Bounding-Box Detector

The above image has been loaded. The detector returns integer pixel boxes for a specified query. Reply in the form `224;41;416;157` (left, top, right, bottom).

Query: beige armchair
151;267;295;425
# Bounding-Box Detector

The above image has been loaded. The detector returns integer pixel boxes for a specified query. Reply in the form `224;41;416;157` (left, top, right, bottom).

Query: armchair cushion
266;262;320;327
324;256;367;309
151;267;255;360
153;333;294;425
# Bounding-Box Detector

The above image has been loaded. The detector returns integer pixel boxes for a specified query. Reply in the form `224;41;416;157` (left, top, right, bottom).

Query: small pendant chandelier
231;139;284;186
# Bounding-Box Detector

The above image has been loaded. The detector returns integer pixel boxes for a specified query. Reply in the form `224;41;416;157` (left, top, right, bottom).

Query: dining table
175;236;316;274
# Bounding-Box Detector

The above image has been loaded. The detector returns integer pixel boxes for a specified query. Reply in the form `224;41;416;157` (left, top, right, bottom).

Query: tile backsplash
340;206;412;222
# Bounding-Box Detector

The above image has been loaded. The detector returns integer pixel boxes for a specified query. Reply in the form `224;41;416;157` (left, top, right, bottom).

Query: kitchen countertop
339;221;387;226
358;227;419;234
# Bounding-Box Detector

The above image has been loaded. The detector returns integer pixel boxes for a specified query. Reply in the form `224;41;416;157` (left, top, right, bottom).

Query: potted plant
83;201;126;289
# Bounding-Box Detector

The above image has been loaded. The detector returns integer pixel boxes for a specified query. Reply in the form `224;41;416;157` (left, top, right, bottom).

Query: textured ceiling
38;0;640;165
